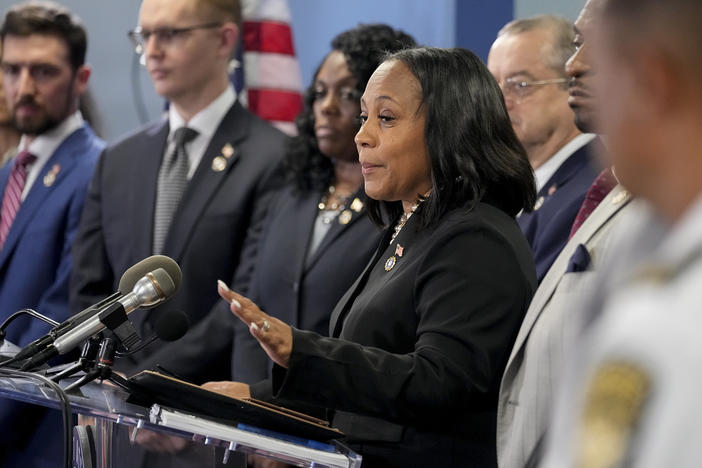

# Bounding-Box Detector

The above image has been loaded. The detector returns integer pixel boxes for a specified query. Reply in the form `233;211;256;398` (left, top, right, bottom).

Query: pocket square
566;243;591;273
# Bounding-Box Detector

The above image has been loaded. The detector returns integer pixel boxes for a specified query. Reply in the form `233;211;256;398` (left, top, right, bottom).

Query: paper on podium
127;370;343;441
150;405;354;468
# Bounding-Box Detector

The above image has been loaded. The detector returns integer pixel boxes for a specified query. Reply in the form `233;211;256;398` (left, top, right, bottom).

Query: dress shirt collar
19;111;84;168
534;133;596;192
18;111;83;199
168;85;235;142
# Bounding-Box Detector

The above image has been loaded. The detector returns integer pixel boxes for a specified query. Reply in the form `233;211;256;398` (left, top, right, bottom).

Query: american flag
233;0;303;136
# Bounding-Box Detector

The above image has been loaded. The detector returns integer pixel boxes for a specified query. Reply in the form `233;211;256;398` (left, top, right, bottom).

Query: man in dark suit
70;0;287;373
488;15;600;281
0;3;105;465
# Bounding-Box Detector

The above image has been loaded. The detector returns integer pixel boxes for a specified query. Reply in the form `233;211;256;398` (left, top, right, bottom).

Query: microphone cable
0;367;72;468
0;309;61;369
0;308;60;339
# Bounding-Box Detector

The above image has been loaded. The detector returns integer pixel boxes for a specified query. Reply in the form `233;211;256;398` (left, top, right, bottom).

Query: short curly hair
286;24;416;193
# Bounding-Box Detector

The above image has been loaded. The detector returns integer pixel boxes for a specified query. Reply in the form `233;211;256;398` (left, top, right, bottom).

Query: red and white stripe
241;0;303;136
0;151;35;250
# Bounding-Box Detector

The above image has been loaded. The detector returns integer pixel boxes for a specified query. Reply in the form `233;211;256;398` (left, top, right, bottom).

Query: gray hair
497;15;574;77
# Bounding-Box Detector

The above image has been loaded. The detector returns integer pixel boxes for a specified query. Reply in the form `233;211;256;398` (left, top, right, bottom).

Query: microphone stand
50;335;102;383
64;337;131;393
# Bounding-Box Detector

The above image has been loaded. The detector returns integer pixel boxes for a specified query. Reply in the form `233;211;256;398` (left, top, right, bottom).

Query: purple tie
0;150;37;250
568;167;617;239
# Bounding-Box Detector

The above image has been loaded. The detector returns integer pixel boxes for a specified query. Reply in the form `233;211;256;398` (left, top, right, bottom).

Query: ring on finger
261;319;271;332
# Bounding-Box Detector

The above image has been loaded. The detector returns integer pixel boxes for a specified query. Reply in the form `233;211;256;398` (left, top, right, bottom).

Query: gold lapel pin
533;196;545;211
212;156;227;172
338;210;352;225
43;164;61;187
612;190;629;205
350;198;364;213
221;143;235;159
384;255;397;271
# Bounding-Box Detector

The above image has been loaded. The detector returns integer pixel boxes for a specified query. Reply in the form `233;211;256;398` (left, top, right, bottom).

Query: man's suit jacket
0;124;103;468
70;102;287;369
135;185;382;384
0;124;103;346
518;140;600;282
497;184;633;468
266;203;537;468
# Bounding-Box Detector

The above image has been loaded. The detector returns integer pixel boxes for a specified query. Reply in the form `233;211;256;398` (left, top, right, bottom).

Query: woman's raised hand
217;280;293;368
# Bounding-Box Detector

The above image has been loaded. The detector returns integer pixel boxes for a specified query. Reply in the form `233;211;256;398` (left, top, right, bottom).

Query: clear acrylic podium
0;370;362;467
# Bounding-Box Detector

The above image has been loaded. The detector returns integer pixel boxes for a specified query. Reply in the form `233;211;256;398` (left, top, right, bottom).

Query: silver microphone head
119;255;182;297
132;268;177;308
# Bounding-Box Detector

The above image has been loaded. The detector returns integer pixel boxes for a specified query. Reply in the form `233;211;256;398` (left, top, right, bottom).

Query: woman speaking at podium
211;47;537;467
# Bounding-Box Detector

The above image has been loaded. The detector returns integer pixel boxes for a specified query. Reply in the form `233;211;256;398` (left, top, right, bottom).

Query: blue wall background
17;0;584;142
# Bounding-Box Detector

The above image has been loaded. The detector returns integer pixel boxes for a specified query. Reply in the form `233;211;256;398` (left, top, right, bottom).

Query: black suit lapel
328;211;421;337
288;192;320;283
328;223;393;337
163;103;248;261
134;121;169;260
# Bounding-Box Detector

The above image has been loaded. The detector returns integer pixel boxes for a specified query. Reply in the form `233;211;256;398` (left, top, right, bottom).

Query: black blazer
518;140;600;282
133;184;382;384
70;102;287;370
266;203;536;467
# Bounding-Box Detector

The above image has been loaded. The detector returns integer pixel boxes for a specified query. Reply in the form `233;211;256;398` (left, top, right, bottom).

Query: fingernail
217;279;230;291
250;322;259;332
231;298;242;308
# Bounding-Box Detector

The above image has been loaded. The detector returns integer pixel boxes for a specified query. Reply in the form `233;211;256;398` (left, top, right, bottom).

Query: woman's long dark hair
366;47;536;227
285;24;416;193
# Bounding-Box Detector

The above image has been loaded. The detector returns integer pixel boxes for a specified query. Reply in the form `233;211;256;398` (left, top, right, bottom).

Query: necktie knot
173;126;199;149
16;150;37;168
568;167;617;239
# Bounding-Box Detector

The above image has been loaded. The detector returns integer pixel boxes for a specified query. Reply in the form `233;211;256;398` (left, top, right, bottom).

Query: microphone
69;255;183;331
116;310;189;358
154;310;189;342
21;268;178;370
13;256;182;362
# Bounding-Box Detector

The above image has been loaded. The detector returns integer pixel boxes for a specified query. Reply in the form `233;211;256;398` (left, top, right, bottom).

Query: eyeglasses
501;77;568;100
127;22;222;54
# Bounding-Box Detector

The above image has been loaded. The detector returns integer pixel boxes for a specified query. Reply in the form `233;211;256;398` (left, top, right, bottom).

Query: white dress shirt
534;133;596;192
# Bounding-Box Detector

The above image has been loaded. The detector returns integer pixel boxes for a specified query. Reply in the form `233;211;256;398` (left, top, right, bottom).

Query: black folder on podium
127;370;343;441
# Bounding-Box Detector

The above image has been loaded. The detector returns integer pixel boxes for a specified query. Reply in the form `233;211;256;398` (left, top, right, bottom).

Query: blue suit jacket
518;140;600;282
0;124;103;467
0;124;103;346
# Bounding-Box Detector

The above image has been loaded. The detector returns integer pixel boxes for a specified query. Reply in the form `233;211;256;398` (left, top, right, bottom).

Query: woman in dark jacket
211;47;537;467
